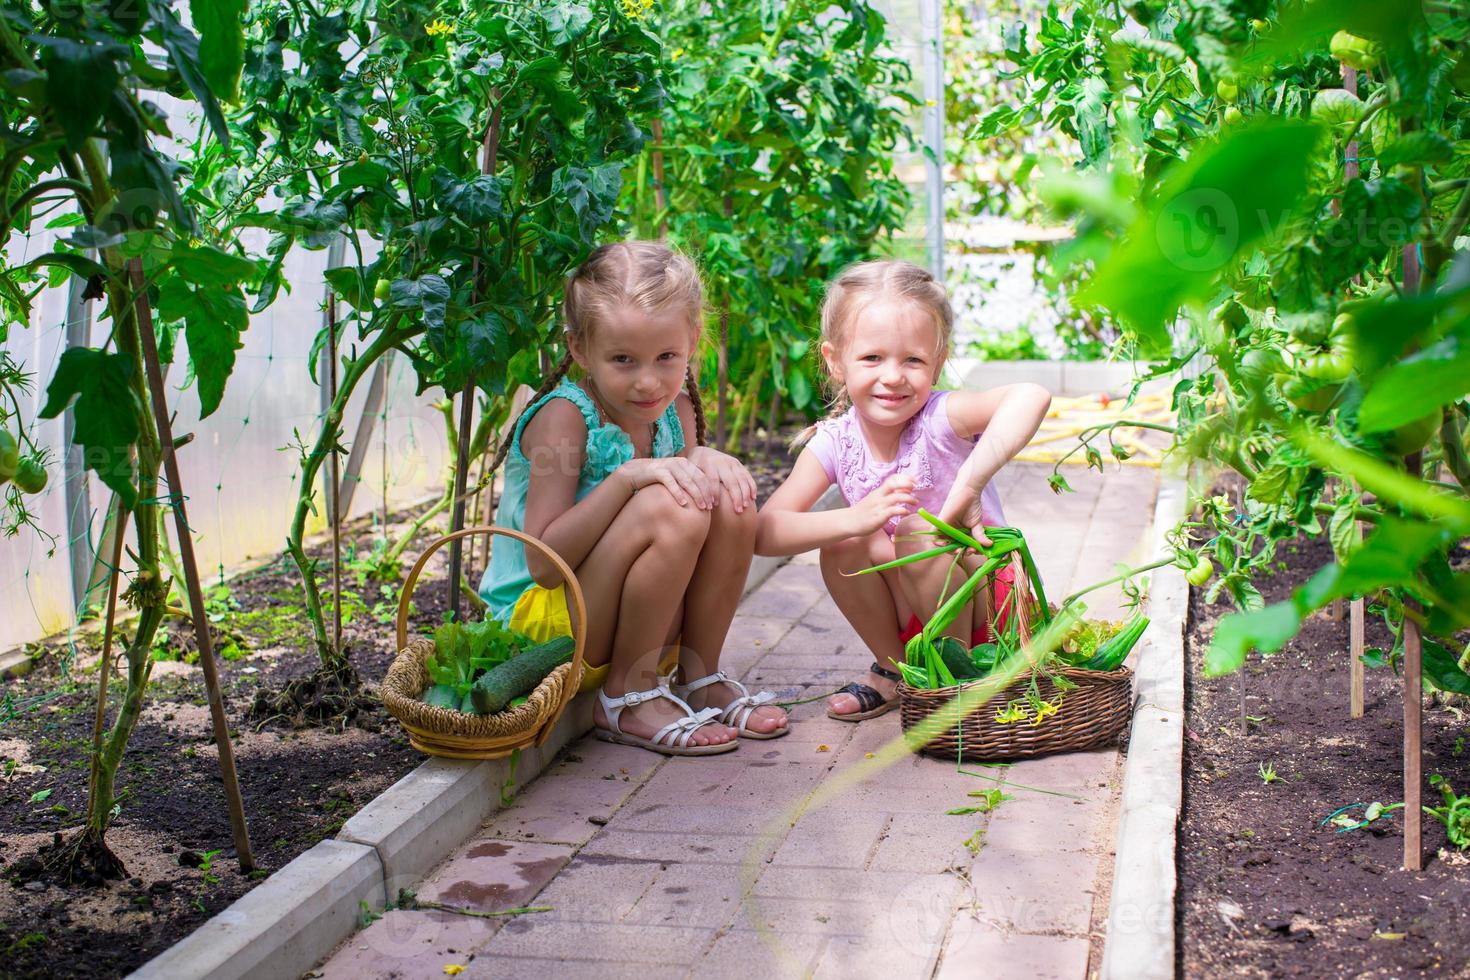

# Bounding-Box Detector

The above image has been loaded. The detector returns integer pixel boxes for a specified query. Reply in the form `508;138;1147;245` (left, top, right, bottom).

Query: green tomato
1281;376;1340;412
1223;106;1245;126
1216;78;1239;104
14;457;46;494
1239;348;1284;384
415;139;432;155
1383;410;1441;456
1330;30;1382;73
1250;18;1268;32
0;430;17;481
1295;348;1352;384
363;112;380;127
1186;557;1215;587
374;278;392;302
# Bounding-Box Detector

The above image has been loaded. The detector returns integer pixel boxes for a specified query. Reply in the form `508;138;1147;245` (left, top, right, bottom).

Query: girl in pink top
756;260;1051;721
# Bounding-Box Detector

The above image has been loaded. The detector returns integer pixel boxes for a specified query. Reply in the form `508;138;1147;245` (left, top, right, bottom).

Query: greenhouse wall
0;227;449;653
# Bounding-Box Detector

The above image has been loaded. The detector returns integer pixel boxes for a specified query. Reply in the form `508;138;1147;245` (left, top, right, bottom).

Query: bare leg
821;529;911;716
675;494;787;734
894;514;981;645
570;485;736;746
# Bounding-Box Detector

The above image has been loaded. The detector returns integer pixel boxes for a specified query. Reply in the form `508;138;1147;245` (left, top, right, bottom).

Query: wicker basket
379;526;586;759
898;665;1132;761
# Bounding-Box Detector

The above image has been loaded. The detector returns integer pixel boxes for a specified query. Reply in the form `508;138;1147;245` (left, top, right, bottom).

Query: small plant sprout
1258;761;1279;785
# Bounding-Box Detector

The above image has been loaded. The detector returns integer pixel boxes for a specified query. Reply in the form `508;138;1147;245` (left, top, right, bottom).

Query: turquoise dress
479;379;686;623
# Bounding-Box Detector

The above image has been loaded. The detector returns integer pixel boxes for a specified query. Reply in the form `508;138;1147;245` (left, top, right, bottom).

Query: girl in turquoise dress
478;241;788;755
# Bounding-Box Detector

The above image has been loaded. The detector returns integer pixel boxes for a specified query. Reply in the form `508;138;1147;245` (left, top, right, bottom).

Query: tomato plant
630;0;914;447
984;0;1470;862
221;0;666;679
0;0;256;878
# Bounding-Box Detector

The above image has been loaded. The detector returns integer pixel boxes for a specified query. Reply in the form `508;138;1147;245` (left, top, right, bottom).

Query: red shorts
897;564;1017;647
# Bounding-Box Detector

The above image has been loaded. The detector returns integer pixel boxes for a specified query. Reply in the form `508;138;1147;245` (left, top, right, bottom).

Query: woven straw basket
898;665;1132;761
380;526;586;759
896;552;1131;760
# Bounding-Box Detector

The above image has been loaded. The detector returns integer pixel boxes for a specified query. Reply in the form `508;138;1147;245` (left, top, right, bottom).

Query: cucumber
471;636;575;714
936;636;981;681
421;683;461;710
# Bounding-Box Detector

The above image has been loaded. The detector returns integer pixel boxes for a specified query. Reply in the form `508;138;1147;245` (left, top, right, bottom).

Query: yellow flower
925;99;937;107
444;967;465;976
1029;699;1061;727
425;18;454;37
620;0;656;19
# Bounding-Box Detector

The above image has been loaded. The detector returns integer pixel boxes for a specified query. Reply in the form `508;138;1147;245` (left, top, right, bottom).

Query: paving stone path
318;462;1161;979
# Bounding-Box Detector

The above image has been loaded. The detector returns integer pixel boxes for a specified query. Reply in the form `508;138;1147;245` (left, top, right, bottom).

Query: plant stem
1057;555;1177;610
287;322;411;668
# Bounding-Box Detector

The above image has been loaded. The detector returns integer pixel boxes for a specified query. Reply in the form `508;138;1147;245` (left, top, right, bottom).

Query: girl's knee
709;497;757;544
892;514;932;552
820;533;867;570
637;484;712;541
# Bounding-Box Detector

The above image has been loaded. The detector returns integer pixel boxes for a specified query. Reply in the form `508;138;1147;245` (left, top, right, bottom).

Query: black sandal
827;662;902;722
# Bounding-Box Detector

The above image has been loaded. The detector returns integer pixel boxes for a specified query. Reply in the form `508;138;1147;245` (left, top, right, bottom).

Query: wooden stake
448;97;502;622
1404;605;1424;871
715;190;733;448
1349;596;1365;718
327;295;343;656
129;260;254;873
651;118;668;240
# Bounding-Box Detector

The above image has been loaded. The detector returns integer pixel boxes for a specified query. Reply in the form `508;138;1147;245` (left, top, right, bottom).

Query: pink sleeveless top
805;390;1006;538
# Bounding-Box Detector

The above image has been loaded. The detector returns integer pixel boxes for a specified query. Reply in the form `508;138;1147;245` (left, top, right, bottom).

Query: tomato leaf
1423;637;1470;695
190;0;246;103
1076;120;1322;352
1205;602;1301;676
158;278;248;418
1357;326;1470;433
39;348;141;506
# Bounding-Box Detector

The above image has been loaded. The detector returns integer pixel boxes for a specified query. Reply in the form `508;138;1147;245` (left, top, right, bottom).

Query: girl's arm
519;400;632;586
937;382;1052;532
756;450;916;556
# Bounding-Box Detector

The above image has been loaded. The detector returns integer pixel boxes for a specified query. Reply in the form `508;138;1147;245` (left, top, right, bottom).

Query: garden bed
1179;531;1470;977
0;432;801;979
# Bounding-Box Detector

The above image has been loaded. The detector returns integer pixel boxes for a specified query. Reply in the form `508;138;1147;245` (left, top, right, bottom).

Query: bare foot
681;676;788;735
595;687;737;748
826;670;898;717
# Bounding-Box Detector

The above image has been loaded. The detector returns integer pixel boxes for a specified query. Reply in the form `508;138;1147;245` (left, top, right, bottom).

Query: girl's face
571;305;697;426
821;299;944;427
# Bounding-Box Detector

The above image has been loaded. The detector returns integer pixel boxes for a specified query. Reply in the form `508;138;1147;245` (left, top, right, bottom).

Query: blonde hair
794;259;955;449
487;242;709;474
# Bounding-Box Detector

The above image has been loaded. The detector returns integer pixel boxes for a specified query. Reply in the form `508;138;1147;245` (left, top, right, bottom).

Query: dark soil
0;429;800;979
1179;531;1470;978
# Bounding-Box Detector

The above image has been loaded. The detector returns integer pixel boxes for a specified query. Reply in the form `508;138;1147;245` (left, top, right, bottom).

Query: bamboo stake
1401;231;1423;871
448;98;503;622
327;295;343;655
715;190;733;448
85;495;128;815
1343;61;1365;719
129;259;254;873
651;118;668;239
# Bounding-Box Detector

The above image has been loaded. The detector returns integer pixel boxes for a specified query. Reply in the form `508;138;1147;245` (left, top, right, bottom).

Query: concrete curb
130;486;841;980
1100;471;1188;980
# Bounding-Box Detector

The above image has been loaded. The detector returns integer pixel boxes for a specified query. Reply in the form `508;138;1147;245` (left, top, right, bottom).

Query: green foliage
995;0;1470;694
425;618;531;699
630;0;914;438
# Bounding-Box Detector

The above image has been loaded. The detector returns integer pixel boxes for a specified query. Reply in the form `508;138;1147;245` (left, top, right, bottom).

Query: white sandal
595;677;738;757
673;670;789;740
